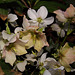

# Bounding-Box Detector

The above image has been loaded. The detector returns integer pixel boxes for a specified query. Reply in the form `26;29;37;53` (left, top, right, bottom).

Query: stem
60;35;67;48
21;0;29;8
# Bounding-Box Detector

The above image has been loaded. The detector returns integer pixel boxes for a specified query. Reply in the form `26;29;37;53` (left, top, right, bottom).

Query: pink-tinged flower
59;43;75;72
27;6;54;28
64;4;75;18
54;10;67;22
22;15;39;30
2;36;27;66
19;30;49;52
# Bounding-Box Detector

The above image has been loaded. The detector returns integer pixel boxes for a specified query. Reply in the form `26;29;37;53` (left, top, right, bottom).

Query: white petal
27;8;37;20
40;53;47;63
17;60;27;72
14;27;23;33
51;24;61;34
2;30;15;42
60;29;65;37
43;70;51;75
43;17;54;25
19;39;28;43
22;15;30;30
8;14;18;22
0;40;5;50
37;6;48;19
5;51;16;66
2;30;8;40
9;34;17;43
57;66;64;70
26;58;36;62
46;58;56;62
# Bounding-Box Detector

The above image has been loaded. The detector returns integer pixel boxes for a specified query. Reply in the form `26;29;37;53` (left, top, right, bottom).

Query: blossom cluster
0;4;75;75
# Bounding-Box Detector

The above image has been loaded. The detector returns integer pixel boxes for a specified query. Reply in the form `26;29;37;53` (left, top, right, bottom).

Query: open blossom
37;53;65;75
53;10;67;22
54;4;75;23
2;30;27;66
59;43;75;72
19;30;49;52
27;6;54;28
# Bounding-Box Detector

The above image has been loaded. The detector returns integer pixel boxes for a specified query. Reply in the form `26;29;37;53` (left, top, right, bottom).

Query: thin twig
21;0;29;8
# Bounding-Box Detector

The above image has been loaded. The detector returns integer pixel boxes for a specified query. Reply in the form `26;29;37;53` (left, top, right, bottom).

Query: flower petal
40;53;47;63
43;17;54;25
34;38;44;52
27;8;37;20
37;6;48;19
17;60;27;72
22;15;30;30
43;70;51;75
54;10;67;22
14;27;23;33
2;30;16;42
14;42;27;55
64;4;75;18
5;51;16;66
60;29;65;37
0;40;5;50
8;14;18;22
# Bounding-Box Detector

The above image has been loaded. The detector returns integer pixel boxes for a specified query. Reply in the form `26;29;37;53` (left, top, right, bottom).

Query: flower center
37;17;42;23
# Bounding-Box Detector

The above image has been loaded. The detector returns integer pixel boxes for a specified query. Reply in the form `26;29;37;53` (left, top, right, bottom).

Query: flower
43;70;51;75
16;60;27;72
59;43;75;72
19;30;49;52
5;50;16;66
27;6;54;28
53;10;67;22
64;4;75;18
22;15;39;30
37;53;65;75
7;13;18;22
51;24;65;37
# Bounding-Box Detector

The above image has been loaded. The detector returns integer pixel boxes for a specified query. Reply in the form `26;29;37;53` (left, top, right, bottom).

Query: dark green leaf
33;1;67;13
0;8;8;15
0;0;17;3
0;59;13;75
63;0;75;6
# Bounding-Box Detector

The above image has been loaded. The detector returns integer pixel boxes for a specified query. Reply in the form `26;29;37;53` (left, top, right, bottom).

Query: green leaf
33;1;67;13
38;27;44;32
0;8;8;15
0;59;13;75
63;0;75;6
40;68;45;75
6;22;11;34
0;0;17;3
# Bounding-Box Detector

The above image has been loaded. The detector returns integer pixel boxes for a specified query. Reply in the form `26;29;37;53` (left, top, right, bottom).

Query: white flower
2;30;18;43
27;6;54;28
0;40;5;50
22;15;39;30
51;24;65;37
7;13;18;22
43;70;51;75
17;60;27;72
5;51;16;66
